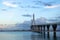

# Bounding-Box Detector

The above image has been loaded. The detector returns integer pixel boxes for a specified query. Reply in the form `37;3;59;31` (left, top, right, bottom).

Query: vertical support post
43;25;45;38
47;25;50;32
41;25;42;32
33;25;34;31
34;25;35;31
40;25;42;33
52;24;57;40
31;25;33;31
35;25;37;32
52;24;57;32
47;25;50;39
37;25;38;32
38;25;40;32
39;26;41;32
43;25;45;31
35;25;38;32
34;25;36;32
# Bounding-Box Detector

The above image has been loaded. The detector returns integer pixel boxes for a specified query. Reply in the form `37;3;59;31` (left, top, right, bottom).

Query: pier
31;22;60;32
31;14;60;32
31;14;60;38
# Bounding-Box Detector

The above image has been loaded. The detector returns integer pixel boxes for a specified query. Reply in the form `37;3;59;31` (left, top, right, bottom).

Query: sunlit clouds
2;1;18;8
44;4;60;8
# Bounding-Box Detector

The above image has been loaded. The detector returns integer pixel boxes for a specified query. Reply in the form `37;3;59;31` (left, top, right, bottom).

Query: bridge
31;14;60;32
31;22;60;33
31;14;60;38
31;22;60;39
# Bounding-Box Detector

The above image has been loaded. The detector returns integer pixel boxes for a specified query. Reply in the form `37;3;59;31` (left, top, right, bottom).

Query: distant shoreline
0;30;60;32
0;30;31;32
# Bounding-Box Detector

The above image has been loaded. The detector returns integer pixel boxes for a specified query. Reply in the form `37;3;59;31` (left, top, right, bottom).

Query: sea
0;25;60;40
0;31;60;40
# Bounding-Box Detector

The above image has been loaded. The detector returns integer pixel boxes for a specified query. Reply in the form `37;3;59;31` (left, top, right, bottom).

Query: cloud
2;1;18;8
47;19;58;21
2;9;6;11
22;14;32;17
44;4;60;8
19;5;40;8
56;16;60;18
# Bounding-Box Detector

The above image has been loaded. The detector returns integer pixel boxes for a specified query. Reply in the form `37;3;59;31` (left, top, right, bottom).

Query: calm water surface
0;32;60;40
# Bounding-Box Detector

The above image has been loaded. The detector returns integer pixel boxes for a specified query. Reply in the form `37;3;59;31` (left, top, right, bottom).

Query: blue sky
0;0;60;24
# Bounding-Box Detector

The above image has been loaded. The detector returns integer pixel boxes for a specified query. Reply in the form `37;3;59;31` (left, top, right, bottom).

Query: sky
0;0;60;24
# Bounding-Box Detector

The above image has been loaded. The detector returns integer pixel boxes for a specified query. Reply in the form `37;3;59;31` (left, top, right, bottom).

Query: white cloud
2;1;18;8
44;4;60;8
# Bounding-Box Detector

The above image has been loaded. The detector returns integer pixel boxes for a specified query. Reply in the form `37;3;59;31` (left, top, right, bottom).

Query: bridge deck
32;22;60;26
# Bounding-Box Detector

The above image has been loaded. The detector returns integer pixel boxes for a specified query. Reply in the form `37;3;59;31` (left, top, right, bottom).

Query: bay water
0;31;60;40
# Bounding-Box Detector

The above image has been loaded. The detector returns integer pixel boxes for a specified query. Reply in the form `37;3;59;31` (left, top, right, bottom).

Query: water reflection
47;32;50;40
0;32;59;40
31;32;58;40
46;32;57;40
53;32;57;40
31;33;43;40
44;32;45;38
